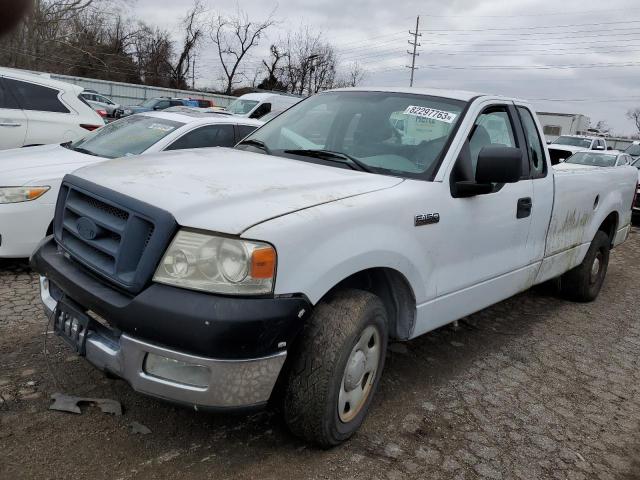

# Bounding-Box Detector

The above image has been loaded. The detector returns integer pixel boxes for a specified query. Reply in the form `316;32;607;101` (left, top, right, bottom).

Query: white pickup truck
31;87;638;447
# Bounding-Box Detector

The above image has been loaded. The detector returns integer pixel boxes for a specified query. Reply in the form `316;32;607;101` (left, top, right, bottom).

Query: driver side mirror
454;146;523;197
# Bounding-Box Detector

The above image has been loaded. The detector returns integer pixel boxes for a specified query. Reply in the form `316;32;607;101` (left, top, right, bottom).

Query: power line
416;7;635;18
406;15;421;87
418;19;640;32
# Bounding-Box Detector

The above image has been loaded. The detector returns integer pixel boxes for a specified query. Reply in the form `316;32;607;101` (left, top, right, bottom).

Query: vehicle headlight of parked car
0;186;50;203
153;230;276;295
123;109;133;115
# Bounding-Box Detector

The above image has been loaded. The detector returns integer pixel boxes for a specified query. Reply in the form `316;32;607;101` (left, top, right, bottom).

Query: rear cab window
516;106;547;178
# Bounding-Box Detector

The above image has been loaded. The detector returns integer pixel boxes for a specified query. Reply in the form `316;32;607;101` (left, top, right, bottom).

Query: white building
536;112;591;142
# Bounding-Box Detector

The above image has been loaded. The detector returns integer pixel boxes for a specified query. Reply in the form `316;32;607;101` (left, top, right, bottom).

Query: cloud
131;0;640;134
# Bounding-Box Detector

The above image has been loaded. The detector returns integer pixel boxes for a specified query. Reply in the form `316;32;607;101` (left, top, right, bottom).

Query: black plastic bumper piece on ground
31;237;311;359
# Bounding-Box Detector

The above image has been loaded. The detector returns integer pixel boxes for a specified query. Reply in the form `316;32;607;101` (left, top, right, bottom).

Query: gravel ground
1;227;639;480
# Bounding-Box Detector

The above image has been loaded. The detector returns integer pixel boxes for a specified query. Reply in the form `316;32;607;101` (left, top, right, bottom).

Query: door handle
517;197;532;219
0;122;22;127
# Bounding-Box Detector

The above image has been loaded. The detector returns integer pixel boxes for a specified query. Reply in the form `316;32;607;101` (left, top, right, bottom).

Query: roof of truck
329;86;505;102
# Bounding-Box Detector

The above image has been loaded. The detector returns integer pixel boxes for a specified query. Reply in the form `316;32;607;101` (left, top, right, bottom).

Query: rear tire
283;289;388;448
560;230;610;302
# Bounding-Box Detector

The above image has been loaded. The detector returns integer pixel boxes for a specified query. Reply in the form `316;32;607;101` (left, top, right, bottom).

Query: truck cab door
514;105;554;265
0;77;28;149
435;103;534;299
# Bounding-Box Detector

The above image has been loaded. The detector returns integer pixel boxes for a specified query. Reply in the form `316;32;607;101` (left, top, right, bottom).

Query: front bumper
33;237;310;409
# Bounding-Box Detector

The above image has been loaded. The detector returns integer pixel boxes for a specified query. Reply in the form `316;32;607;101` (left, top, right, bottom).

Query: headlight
153;230;276;295
124;109;133;114
0;186;50;204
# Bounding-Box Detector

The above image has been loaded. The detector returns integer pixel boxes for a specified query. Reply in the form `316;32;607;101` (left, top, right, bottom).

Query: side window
165;125;235;150
517;107;547;178
4;78;69;113
250;102;271;119
0;78;20;109
236;124;259;141
169;100;183;107
155;100;170;110
469;108;517;174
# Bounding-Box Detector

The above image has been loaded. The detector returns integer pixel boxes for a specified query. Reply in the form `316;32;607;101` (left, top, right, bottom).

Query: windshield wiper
237;139;271;154
71;146;100;157
284;149;374;173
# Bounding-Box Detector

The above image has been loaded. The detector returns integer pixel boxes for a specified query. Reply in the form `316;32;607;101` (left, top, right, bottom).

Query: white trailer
537;112;591;142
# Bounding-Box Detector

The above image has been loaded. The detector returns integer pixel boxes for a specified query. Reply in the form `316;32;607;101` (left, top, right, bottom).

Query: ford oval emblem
76;217;98;240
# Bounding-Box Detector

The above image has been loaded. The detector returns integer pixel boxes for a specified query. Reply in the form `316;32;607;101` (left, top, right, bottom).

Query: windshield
553;136;592;148
565;152;617;167
140;98;160;108
624;144;640;156
227;99;259;115
237;91;466;178
68;115;184;158
632;157;640;169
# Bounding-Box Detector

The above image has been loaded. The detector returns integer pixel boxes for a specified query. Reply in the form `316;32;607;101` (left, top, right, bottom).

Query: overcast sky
129;0;640;135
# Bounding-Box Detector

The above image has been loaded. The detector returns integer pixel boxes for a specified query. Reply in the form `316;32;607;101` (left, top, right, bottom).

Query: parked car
31;87;637;447
190;98;215;108
632;157;640;220
556;150;633;168
114;97;198;118
0;110;262;258
80;90;120;117
0;67;104;150
547;135;608;165
225;92;302;119
624;140;640;161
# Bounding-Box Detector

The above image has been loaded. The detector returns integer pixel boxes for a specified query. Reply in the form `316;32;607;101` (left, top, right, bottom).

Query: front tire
283;289;388;448
560;230;610;302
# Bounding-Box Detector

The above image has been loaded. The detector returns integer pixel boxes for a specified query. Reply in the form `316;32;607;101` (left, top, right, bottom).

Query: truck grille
54;175;177;293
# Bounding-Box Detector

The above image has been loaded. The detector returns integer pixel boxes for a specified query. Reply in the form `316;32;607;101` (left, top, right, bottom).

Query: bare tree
342;61;366;87
627;108;640;134
169;1;205;89
257;44;287;91
210;8;275;95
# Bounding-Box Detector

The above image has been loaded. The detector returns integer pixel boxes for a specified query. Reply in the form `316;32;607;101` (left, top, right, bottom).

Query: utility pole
406;15;421;87
307;53;319;96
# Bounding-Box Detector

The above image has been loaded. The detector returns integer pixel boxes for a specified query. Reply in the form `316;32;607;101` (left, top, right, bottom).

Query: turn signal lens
0;186;50;204
251;247;276;279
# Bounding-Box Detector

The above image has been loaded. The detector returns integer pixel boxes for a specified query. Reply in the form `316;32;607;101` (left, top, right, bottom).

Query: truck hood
0;144;98;185
73;148;404;234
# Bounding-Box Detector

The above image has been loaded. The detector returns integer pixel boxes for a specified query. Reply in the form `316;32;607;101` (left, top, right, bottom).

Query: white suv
0;67;104;150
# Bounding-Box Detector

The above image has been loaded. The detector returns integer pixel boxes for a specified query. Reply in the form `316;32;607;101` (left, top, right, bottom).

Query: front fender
243;188;433;305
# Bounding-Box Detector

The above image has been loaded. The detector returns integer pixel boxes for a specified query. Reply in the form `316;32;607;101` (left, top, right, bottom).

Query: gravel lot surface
1;227;639;480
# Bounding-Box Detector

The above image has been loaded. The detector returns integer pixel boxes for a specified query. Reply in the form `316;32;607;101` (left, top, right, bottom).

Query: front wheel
283;289;388;448
560;230;610;302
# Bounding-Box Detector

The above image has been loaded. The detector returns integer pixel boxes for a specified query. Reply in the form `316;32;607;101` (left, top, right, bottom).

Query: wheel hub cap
338;325;381;423
590;255;601;283
344;350;366;391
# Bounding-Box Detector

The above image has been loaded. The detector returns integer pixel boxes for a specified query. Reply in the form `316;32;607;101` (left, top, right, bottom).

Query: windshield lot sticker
404;106;457;124
147;124;175;132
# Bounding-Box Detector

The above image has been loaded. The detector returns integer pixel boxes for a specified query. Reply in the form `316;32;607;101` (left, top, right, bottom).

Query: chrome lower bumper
41;276;286;409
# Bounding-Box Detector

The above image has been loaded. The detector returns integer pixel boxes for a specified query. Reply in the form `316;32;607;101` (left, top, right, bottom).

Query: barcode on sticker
404;106;457;124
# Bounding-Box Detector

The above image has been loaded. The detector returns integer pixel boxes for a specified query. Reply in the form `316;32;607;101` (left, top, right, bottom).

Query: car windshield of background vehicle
625;144;640;156
566;152;617;167
227;99;259;115
140;98;160;108
237;91;466;179
553;136;592;148
67;115;184;158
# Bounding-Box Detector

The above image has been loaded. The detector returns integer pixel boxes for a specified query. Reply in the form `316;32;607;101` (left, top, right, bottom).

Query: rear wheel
560;230;610;302
283;289;388;448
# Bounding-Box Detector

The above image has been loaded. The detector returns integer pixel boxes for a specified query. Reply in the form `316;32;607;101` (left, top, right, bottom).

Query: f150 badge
415;213;440;227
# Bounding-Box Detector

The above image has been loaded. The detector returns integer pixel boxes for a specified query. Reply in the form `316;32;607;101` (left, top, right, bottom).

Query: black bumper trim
32;237;311;359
